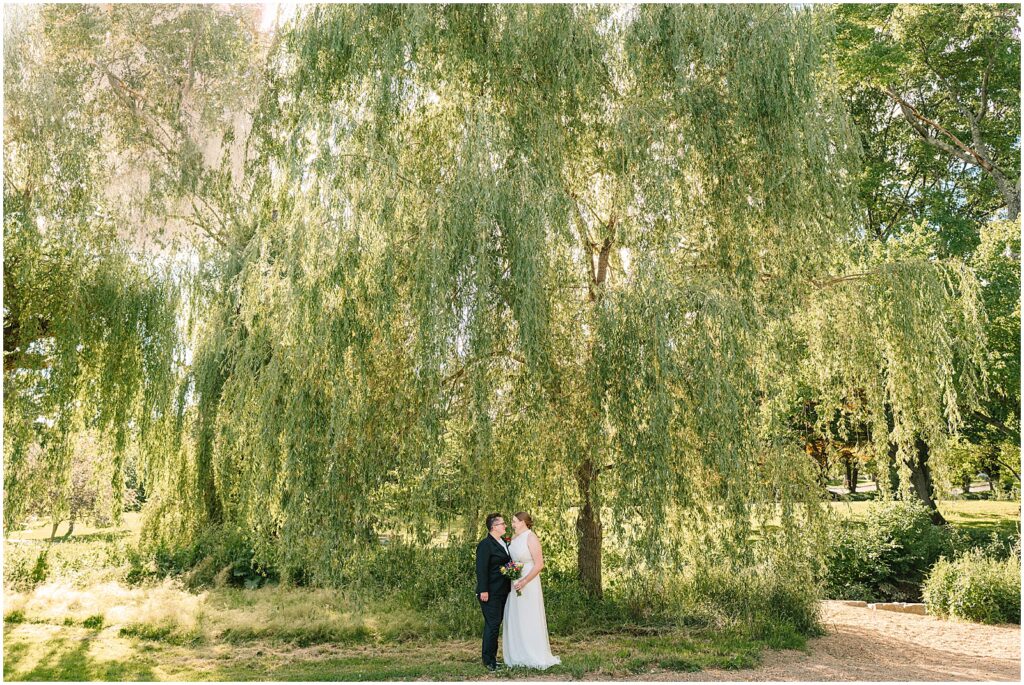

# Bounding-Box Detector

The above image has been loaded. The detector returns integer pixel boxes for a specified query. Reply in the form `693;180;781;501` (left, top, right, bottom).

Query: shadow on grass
3;627;156;681
198;629;770;681
47;530;133;545
2;602;804;682
948;518;1020;537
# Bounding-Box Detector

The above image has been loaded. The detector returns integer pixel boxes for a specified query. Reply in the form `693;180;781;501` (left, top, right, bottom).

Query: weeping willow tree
2;4;257;530
165;4;987;596
4;4;989;601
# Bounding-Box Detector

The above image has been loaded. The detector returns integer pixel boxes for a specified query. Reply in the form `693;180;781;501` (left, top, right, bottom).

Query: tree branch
98;63;179;159
977;57;993;123
810;271;874;290
885;87;996;173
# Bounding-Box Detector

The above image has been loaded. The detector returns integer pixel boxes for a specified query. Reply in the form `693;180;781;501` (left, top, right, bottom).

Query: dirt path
665;601;1020;682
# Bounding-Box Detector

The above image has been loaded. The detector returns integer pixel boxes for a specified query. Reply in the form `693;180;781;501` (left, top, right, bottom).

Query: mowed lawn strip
4;619;768;681
831;499;1021;535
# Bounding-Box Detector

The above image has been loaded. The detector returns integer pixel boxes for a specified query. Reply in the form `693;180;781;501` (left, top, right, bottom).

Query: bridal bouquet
500;560;524;596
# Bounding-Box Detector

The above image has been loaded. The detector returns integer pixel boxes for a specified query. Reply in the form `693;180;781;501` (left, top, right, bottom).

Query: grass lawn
6;513;145;543
3;515;796;682
830;499;1021;537
7;498;1018;681
3;618;771;681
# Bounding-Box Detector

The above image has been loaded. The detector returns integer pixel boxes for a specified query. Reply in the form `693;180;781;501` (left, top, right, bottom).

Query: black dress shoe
486;663;498;672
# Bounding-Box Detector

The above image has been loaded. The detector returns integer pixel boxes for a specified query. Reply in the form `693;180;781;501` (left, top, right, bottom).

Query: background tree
2;4;259;531
835;4;1019;223
821;3;1020;521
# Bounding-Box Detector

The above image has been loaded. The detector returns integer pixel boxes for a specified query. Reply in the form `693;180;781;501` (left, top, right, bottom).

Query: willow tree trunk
887;438;946;524
575;456;603;597
573;233;613;597
63;514;76;540
842;450;858;493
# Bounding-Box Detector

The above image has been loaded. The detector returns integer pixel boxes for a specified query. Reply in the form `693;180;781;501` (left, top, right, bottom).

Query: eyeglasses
494;521;506;526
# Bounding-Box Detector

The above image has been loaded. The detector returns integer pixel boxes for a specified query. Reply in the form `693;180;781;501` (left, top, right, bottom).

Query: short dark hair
486;513;504;531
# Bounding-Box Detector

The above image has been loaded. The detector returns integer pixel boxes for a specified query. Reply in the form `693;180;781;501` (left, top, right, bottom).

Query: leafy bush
923;547;1020;624
30;548;50;585
672;562;821;647
145;524;278;591
4;610;26;624
82;614;104;629
146;522;823;644
123;545;156;585
3;547;54;589
947;528;1020;562
824;500;951;601
3;546;42;590
119;622;204;646
6;536;140;589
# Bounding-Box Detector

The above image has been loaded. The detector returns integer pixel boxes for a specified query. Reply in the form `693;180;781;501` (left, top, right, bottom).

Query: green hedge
823;500;950;602
923;548;1020;624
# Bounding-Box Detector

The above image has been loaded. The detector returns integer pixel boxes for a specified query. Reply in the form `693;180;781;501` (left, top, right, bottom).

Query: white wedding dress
502;529;561;669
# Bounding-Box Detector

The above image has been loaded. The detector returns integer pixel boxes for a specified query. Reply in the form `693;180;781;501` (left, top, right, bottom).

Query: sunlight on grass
4;617;770;682
5;580;205;638
3;573;785;681
7;513;144;543
831;499;1020;526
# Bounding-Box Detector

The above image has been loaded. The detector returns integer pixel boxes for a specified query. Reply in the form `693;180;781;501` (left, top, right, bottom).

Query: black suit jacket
475;535;512;596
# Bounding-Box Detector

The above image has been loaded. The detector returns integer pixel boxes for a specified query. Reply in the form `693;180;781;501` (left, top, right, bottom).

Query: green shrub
822;521;886;601
123;545;155;586
29;548;50;585
4;610;26;624
119;622;204;646
865;500;949;583
3;547;37;590
675;562;821;645
82;614;104;629
824;500;950;601
147;529;822;644
948;528;1020;562
923;548;1020;624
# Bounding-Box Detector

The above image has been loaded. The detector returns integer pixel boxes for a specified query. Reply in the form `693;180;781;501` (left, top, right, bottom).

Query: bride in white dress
502;512;561;669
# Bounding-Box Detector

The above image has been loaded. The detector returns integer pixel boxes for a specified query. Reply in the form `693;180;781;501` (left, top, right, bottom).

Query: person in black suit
475;512;512;671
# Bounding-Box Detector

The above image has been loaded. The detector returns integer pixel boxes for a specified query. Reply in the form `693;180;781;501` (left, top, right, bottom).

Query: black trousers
479;591;510;667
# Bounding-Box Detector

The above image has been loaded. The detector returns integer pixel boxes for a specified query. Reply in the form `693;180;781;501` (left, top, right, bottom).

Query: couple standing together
475;512;561;671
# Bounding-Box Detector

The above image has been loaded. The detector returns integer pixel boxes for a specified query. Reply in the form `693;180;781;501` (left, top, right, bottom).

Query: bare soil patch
658;601;1020;682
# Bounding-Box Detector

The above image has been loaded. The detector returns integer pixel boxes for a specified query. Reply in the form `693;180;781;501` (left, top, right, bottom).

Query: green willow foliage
154;4;986;592
3;5;193;529
2;149;180;532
